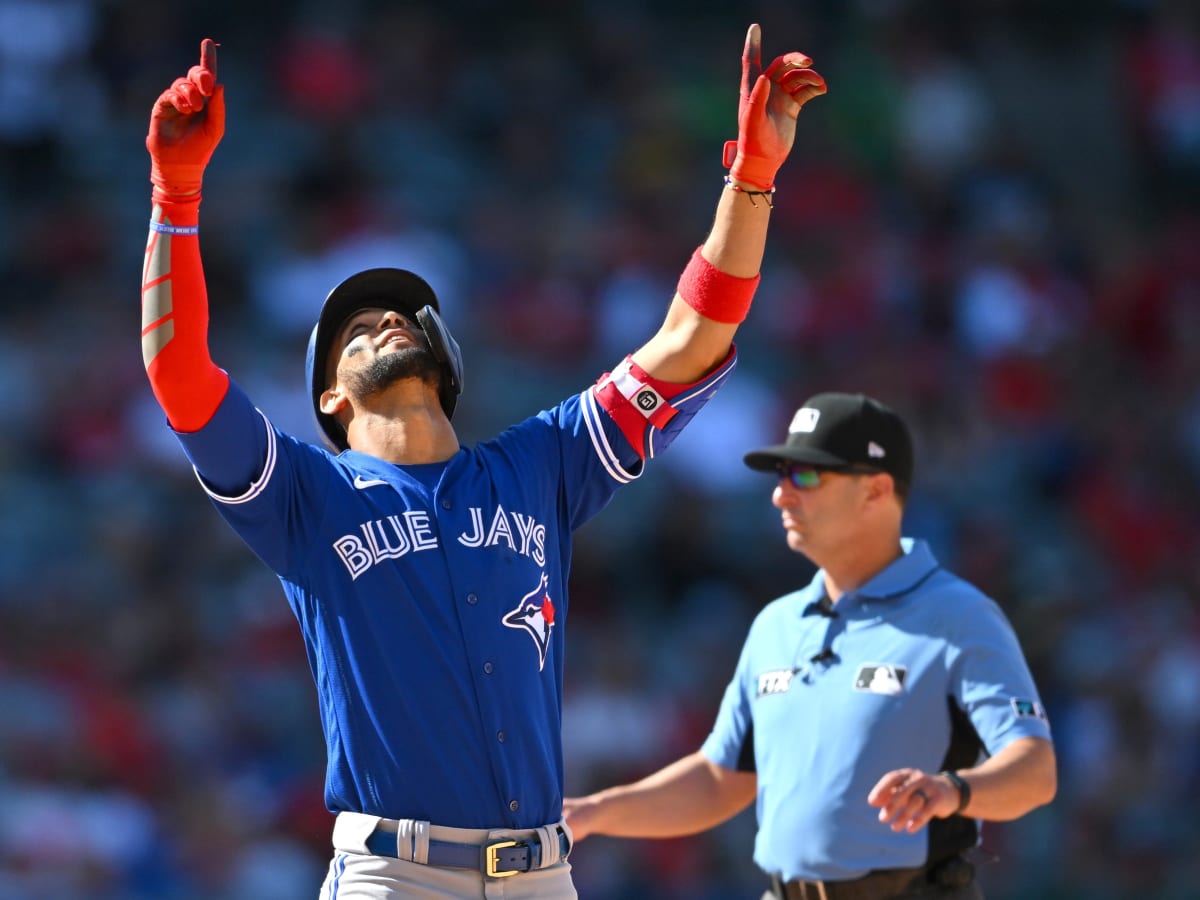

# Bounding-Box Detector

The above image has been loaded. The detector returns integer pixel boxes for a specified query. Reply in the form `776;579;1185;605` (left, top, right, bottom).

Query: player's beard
347;345;443;401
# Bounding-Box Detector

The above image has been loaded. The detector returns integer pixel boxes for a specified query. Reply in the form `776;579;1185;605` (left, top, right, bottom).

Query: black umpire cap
743;392;914;494
305;267;463;452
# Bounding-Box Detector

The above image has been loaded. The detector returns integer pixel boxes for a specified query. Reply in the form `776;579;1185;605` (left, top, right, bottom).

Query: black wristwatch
939;770;972;815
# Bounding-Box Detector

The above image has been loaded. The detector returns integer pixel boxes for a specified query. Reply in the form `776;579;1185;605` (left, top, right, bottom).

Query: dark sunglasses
776;462;884;490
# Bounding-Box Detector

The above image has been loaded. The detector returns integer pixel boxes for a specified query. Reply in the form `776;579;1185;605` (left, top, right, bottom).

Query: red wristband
677;246;761;324
152;188;202;208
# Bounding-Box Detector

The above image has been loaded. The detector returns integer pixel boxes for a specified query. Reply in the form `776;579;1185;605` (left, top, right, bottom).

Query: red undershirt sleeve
141;196;230;432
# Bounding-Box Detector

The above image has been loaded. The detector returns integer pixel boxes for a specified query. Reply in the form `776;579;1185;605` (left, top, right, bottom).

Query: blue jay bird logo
503;573;557;671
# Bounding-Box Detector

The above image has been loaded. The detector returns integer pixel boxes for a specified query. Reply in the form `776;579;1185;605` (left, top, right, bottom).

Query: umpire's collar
807;538;941;611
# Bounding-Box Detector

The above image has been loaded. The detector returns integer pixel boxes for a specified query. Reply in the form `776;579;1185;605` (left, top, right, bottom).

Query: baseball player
140;28;826;899
564;393;1057;899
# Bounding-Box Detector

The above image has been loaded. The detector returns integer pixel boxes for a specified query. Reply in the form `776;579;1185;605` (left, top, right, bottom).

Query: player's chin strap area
332;811;572;878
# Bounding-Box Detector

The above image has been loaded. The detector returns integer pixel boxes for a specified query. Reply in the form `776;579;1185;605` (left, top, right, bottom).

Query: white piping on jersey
643;356;736;459
582;387;639;484
195;408;278;504
676;357;736;403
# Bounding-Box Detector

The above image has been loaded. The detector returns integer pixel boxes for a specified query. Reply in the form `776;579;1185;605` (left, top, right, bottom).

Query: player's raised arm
141;38;229;432
632;24;826;383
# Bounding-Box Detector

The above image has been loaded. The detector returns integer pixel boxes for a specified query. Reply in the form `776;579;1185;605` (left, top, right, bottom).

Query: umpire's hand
867;768;958;833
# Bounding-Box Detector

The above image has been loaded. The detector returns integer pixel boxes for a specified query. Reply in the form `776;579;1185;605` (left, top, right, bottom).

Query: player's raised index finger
742;23;762;92
200;38;218;81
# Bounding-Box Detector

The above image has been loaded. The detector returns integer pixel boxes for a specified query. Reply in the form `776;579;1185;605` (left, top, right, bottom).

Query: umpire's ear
861;471;901;511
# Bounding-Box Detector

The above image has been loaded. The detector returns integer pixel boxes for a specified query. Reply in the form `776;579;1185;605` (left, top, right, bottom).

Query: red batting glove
723;24;827;191
146;38;225;202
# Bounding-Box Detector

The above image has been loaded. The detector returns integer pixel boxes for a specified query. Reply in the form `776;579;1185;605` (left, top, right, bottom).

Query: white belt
332;811;572;878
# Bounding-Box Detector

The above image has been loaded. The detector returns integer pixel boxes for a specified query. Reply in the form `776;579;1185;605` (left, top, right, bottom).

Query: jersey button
467;593;478;605
483;662;493;674
441;498;452;509
509;800;519;812
497;731;505;743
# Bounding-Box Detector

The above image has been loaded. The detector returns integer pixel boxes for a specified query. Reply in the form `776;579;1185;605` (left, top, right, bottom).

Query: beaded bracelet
149;220;199;235
724;175;775;208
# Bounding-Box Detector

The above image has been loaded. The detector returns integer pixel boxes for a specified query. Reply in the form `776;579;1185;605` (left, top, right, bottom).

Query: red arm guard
141;197;229;431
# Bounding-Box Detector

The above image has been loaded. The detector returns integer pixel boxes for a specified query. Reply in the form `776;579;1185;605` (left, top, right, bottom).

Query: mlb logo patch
790;407;821;433
854;664;907;696
1011;698;1048;721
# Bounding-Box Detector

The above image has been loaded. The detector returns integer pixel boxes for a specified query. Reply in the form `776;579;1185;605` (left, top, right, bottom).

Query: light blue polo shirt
701;538;1052;882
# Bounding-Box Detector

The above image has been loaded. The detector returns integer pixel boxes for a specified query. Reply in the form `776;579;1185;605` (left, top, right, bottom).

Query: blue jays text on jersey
334;501;549;579
172;351;736;831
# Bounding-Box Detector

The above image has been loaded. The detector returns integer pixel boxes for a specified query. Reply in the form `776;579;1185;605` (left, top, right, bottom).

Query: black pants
762;883;983;900
894;880;983;900
765;857;983;900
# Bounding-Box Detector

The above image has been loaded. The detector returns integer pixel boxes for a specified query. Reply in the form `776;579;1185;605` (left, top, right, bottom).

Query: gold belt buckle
485;840;520;877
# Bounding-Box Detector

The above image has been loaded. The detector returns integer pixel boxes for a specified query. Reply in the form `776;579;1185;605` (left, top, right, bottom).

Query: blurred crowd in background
1;0;1198;897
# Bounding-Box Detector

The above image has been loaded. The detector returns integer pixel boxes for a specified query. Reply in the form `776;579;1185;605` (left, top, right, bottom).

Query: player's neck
346;406;460;463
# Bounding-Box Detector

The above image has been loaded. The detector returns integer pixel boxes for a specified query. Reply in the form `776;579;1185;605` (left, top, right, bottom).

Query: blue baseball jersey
701;538;1052;882
174;351;736;829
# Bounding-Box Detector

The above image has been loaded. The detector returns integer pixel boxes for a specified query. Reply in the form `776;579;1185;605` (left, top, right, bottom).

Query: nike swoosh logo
353;475;389;490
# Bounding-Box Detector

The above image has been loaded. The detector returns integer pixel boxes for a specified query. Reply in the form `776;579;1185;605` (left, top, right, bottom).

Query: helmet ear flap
307;268;454;451
415;305;464;419
306;323;347;452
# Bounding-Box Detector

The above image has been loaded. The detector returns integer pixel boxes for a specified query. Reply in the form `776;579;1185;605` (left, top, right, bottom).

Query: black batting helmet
304;267;464;452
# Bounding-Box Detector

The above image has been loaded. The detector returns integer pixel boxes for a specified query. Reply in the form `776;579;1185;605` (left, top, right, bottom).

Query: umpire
564;393;1056;899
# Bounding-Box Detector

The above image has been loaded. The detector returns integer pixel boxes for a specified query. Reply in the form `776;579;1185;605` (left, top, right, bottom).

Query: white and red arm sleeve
592;349;737;462
141;197;229;431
